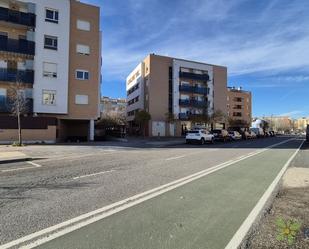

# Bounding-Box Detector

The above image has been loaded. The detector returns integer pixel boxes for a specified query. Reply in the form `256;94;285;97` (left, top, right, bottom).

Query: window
77;20;90;31
45;9;59;23
42;90;56;105
75;95;89;105
76;70;89;80
76;44;90;55
44;35;58;50
0;88;6;106
43;62;57;78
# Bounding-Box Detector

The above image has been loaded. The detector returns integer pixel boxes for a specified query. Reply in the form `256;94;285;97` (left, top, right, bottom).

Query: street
0;136;304;248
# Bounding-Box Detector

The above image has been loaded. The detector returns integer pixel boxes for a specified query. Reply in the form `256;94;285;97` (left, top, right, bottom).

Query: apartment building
227;87;252;126
126;54;227;137
0;0;101;143
100;96;126;117
295;117;309;131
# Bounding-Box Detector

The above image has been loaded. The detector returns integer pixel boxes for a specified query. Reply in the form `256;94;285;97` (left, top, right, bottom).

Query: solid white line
0;161;42;173
1;138;295;249
73;170;114;180
225;139;305;249
165;155;186;161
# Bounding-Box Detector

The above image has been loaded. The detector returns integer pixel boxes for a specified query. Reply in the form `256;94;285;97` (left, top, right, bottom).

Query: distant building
263;116;293;132
100;97;126;116
126;54;227;136
227;87;252;127
295;117;309;131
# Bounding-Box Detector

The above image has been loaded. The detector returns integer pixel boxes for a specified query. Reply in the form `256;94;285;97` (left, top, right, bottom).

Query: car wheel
211;138;214;144
186;140;190;144
200;138;205;145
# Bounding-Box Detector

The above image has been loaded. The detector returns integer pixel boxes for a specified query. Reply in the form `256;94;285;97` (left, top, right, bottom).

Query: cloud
279;110;303;117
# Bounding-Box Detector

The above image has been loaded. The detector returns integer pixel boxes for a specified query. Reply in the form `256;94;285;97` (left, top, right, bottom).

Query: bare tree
8;82;30;146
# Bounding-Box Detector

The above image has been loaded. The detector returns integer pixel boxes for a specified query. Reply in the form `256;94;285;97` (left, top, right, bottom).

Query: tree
228;118;249;128
165;112;176;124
8;83;30;146
210;110;228;128
135;110;151;137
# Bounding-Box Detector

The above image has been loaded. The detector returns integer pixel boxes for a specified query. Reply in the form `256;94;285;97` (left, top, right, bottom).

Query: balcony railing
0;98;33;113
0;7;36;27
179;113;208;121
0;68;34;84
179;85;208;94
0;35;35;55
179;99;207;108
179;71;210;82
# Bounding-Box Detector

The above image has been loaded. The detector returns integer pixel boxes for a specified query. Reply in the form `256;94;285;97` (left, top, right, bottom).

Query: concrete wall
0;126;56;143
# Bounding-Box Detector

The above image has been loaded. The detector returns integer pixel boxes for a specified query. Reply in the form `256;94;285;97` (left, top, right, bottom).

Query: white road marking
26;161;42;168
73;170;115;180
225;139;305;249
165;155;186;161
1;161;42;173
1;138;296;249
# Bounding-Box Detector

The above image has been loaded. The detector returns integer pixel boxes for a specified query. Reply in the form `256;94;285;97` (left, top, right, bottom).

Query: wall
0;126;56;143
66;0;101;120
213;66;228;115
20;0;71;114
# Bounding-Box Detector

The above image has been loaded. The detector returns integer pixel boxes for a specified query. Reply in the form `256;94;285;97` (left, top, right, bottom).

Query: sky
83;0;309;118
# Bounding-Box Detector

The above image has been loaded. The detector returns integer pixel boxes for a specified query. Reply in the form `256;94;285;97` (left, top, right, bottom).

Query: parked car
186;130;214;145
250;128;265;138
228;131;242;140
212;129;230;142
306;125;309;142
249;131;257;139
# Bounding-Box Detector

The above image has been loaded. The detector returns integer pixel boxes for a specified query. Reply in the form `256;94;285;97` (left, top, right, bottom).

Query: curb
0;157;31;165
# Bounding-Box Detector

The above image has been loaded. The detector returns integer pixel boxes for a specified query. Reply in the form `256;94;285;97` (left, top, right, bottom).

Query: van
250;128;265;138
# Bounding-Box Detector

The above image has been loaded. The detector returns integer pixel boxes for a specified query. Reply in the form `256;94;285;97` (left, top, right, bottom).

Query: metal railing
0;7;36;27
0;35;35;55
0;68;34;84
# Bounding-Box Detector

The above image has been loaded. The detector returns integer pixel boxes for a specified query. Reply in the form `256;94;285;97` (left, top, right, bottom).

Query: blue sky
83;0;309;118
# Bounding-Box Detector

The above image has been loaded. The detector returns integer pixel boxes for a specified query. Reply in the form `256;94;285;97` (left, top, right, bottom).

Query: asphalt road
0;136;304;248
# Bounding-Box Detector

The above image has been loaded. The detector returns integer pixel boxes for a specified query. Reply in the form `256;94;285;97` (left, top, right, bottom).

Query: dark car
306;125;309;142
212;129;230;142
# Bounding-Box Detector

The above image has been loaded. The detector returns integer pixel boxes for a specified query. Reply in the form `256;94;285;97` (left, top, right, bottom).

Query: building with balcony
126;54;227;136
0;0;101;143
227;87;252;127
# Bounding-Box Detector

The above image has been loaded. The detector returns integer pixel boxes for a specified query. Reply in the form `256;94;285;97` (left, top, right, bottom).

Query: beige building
100;96;126;117
295;117;309;131
227;87;252;127
0;0;101;143
126;54;227;136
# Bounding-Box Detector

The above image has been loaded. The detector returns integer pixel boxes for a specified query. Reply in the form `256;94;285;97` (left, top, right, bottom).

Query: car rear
186;130;201;144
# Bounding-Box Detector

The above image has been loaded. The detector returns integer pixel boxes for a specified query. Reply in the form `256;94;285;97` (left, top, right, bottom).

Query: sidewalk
0;151;31;164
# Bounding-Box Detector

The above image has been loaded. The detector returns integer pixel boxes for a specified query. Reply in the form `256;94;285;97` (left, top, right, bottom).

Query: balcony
0;7;36;27
179;71;210;82
178;113;207;121
0;68;34;84
179;85;208;94
179;99;207;108
0;98;33;113
0;35;35;55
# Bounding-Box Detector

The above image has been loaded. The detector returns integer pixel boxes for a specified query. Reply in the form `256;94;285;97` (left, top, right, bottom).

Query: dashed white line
165;155;186;161
73;170;115;180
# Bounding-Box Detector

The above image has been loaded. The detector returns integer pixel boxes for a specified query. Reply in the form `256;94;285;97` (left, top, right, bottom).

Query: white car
186;130;214;145
228;131;242;140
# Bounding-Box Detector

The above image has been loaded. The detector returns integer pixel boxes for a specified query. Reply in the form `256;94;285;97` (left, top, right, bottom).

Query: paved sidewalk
0;151;30;164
